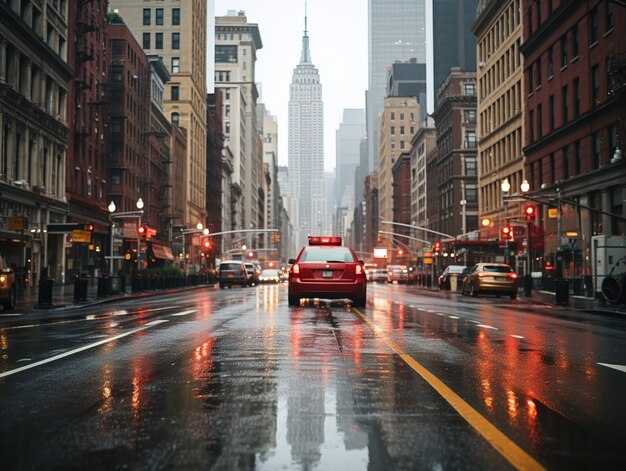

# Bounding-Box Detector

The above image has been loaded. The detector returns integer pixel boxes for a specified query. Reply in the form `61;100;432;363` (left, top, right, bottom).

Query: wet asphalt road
1;283;626;470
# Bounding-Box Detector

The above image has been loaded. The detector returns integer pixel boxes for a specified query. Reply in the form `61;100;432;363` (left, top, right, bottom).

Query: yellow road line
353;307;547;471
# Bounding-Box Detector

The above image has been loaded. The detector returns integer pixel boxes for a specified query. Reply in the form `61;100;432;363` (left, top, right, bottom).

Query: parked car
461;263;519;299
244;262;261;286
387;265;409;284
0;251;16;310
438;265;469;290
218;260;248;289
288;236;366;307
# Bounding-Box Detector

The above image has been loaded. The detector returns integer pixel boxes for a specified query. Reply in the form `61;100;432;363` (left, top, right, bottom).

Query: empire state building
288;13;326;249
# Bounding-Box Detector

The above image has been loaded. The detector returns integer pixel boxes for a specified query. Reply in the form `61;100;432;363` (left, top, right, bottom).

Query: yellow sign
7;217;27;231
565;231;579;237
72;229;92;243
423;257;434;265
548;208;558;218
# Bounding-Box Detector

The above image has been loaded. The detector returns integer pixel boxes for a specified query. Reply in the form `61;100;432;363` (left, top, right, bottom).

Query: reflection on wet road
1;283;625;469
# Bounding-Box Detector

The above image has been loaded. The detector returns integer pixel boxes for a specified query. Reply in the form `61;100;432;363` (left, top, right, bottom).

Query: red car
288;236;367;307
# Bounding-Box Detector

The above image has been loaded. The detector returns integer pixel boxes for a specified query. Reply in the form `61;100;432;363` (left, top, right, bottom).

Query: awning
151;244;174;260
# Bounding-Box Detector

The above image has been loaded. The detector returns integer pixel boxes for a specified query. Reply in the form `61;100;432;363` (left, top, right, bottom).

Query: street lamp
181;223;207;274
108;201;116;274
136;198;144;271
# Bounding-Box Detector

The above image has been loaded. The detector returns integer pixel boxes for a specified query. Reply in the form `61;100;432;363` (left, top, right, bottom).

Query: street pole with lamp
501;177;511;264
460;199;467;265
108;201;116;275
181;223;208;274
136;198;144;271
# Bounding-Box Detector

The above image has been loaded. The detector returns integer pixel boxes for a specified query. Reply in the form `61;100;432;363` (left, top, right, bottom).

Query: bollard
555;279;569;305
523;275;532;297
97;276;108;297
37;278;54;308
74;277;89;302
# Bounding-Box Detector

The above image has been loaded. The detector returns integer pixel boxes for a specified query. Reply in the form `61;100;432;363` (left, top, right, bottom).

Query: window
573;78;580;116
142;32;150;49
563;146;570;179
536;0;542;25
143;8;150;25
571;24;579;58
549;95;554;130
560;35;568;68
171;112;180;126
400;112;405;120
172;32;180;50
171;86;179;101
561;85;568;125
465;158;477;176
156;8;163;25
465;186;478;203
593;132;601;168
535;59;542;88
464;82;476;95
400;126;405;134
537;104;543;138
466;131;476;148
527;64;534;93
225;104;230;117
390;112;395;120
589;8;598;44
606;2;614;31
609;124;617;159
591;64;600;105
155;33;163;49
171;57;180;73
608;56;616;93
549;153;555;182
215;45;238;63
172;8;180;25
529;109;535;142
224;122;230;134
574;141;581;174
547;46;554;78
391;126;395;135
464;110;476;123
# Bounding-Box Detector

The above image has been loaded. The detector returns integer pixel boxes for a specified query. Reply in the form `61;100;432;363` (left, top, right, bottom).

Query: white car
259;269;281;283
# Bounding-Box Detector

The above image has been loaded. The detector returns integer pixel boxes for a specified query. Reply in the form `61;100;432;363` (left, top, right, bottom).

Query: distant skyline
213;0;368;172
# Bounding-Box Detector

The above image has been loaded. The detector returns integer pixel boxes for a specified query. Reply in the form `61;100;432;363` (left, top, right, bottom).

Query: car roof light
308;236;342;246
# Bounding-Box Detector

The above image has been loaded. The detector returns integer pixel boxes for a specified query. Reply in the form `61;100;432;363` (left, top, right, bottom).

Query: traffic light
203;240;211;250
273;233;280;244
501;224;513;240
398;249;404;256
247;250;254;259
434;241;441;253
524;205;536;221
137;225;146;237
377;231;382;243
79;223;94;231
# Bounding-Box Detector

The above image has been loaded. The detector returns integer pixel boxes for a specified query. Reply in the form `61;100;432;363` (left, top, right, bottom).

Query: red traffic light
247;251;254;259
398;249;404;255
501;225;512;240
525;205;536;220
434;241;441;251
203;240;211;249
137;225;146;236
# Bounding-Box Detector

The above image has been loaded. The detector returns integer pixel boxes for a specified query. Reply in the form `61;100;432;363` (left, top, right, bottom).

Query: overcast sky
213;0;368;172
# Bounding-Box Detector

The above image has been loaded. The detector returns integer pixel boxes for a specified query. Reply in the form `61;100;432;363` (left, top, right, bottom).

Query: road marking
0;313;22;317
113;310;129;316
353;307;546;471
449;315;460;319
598;363;626;373
13;324;36;329
511;335;525;340
171;310;197;317
0;319;169;378
477;324;498;330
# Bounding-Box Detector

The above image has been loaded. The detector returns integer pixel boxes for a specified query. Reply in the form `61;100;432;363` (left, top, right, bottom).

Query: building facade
431;68;479;240
288;14;326;247
520;0;626;283
109;0;208;230
215;11;262;252
0;0;73;289
367;0;426;174
474;0;526;242
377;96;420;236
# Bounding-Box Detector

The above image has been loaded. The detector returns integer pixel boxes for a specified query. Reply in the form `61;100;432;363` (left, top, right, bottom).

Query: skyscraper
366;0;426;174
432;0;477;106
335;109;366;220
288;13;325;248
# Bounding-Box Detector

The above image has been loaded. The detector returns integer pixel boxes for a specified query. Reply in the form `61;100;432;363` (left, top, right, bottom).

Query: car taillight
292;264;300;274
477;272;487;278
507;272;518;279
355;265;363;275
0;275;5;283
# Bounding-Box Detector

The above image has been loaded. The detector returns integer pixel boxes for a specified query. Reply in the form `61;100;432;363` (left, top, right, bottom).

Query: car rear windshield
220;263;242;271
300;247;355;263
483;265;513;273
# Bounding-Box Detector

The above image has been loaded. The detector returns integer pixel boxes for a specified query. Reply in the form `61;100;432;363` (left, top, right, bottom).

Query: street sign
72;229;92;243
548;208;558;218
7;217;27;230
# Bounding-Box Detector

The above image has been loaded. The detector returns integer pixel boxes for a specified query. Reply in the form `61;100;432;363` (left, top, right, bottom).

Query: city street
1;283;626;470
